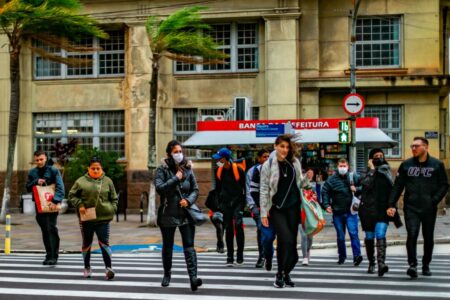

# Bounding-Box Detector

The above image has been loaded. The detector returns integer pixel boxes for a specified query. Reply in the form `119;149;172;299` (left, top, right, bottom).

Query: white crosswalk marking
0;253;449;299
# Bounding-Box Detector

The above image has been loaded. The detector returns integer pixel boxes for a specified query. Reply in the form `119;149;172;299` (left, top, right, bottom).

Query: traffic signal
338;120;351;144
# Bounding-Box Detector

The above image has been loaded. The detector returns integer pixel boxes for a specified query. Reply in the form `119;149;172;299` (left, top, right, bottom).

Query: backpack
301;188;326;236
216;162;243;181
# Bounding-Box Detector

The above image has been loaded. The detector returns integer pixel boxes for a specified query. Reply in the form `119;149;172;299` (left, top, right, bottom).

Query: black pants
80;221;112;269
160;224;195;273
404;208;437;266
270;205;300;274
36;212;59;260
223;208;245;260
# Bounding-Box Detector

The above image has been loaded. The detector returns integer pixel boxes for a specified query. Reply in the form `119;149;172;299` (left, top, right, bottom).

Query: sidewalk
1;211;449;254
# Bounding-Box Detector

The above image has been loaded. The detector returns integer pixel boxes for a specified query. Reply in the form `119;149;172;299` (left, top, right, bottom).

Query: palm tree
145;6;227;225
0;0;107;222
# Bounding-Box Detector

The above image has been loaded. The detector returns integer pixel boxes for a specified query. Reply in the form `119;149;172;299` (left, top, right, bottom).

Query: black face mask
372;157;384;167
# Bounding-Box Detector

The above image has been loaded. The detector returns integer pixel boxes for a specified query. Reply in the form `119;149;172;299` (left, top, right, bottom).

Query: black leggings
404;208;437;266
270;205;300;274
160;224;195;272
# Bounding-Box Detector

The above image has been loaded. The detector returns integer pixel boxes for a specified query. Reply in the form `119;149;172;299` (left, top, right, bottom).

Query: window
34;30;125;79
175;23;258;74
355;17;400;68
34;111;125;158
363;106;402;158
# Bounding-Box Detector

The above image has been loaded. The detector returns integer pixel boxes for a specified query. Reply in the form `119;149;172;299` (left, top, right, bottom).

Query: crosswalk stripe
0;254;448;299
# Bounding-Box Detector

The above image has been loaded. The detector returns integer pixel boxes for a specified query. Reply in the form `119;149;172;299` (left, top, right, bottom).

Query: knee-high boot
161;248;172;287
365;239;375;274
184;247;203;291
377;238;389;277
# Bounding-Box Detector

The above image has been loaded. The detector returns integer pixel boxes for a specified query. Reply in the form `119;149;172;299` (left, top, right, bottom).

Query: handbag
33;184;61;213
205;189;220;212
79;180;102;222
301;189;326;236
350;195;361;215
184;203;207;226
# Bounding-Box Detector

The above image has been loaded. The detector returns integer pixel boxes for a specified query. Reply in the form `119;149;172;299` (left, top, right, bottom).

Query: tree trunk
146;56;159;226
0;47;21;223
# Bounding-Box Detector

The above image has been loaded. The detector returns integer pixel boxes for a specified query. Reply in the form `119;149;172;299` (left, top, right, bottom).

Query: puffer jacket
155;158;199;227
321;172;361;214
68;173;118;222
389;155;449;214
259;156;308;218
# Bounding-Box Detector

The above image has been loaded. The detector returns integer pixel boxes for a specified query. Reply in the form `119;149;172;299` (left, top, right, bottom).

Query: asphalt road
0;245;448;300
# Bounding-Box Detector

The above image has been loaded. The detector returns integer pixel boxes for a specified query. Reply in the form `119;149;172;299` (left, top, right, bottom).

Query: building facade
1;0;449;209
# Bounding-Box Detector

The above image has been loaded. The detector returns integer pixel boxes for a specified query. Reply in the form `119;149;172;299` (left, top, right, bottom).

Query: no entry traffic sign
343;93;365;115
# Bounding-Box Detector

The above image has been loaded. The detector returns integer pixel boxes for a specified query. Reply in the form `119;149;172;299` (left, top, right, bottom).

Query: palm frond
29;43;93;66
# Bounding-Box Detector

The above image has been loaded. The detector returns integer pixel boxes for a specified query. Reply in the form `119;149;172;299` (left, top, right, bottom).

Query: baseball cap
212;147;232;160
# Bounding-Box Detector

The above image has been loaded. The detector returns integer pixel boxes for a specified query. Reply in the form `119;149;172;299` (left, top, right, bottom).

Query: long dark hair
274;134;298;162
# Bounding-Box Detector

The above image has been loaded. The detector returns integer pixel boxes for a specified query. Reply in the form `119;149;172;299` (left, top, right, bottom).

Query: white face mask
172;153;184;164
216;161;224;168
338;167;348;175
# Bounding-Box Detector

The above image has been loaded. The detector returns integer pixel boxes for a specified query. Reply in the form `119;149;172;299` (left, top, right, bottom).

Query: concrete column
263;13;300;119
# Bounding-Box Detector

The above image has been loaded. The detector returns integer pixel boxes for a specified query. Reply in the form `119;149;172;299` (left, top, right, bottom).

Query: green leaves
145;6;228;63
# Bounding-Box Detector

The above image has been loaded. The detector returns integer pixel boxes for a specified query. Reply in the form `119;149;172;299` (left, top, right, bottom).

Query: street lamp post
349;0;362;171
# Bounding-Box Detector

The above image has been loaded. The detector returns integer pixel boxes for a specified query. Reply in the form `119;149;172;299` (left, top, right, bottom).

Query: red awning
183;117;397;149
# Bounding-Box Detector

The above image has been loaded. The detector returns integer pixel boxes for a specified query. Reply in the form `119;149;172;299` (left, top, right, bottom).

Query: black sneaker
236;258;244;266
283;274;295;287
47;259;57;266
337;258;345;265
265;258;273;271
226;258;234;267
255;257;265;268
422;265;432;276
353;255;363;266
42;259;50;265
407;265;418;278
273;273;285;288
216;246;225;254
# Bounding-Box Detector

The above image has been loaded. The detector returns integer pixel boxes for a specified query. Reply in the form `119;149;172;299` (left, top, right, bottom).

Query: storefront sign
256;124;285;137
425;131;438;139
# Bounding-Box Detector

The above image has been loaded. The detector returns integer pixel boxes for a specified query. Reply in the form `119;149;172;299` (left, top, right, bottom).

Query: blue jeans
260;222;276;261
365;222;388;240
332;212;361;260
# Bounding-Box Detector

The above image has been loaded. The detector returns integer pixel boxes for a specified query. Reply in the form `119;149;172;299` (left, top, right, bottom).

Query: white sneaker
302;257;309;266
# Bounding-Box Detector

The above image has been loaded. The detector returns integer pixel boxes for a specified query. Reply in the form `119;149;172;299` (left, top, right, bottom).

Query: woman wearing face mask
359;148;402;277
155;140;202;291
260;134;308;288
69;157;118;280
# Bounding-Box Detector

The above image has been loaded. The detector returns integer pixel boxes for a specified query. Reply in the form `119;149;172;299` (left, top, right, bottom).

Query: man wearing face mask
387;137;449;278
213;148;246;266
321;158;363;266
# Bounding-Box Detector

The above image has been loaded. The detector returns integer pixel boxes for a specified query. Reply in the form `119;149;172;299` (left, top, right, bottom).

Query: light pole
349;0;362;171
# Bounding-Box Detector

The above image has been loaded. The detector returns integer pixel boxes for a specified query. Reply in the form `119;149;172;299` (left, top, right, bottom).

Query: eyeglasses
410;144;423;149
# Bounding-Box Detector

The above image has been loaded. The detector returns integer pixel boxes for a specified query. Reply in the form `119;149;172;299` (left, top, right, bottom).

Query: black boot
376;238;389;277
184;247;203;291
365;239;376;274
161;248;172;287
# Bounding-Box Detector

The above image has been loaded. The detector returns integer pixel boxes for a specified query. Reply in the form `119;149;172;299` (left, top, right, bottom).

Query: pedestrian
26;150;65;266
321;158;363;266
387;137;449;278
68;156;118;280
213;147;246;266
299;168;316;266
154;140;203;291
246;148;270;268
359;148;401;276
260;134;308;288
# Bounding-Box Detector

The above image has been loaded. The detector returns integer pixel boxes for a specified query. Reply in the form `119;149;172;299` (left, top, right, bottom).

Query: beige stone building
1;0;449;209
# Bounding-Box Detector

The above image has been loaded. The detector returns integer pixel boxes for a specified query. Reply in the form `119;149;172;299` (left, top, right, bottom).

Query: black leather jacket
155;158;199;227
389;155;449;214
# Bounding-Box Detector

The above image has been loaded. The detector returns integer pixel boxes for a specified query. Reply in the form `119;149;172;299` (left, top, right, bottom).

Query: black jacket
155;158;199;227
321;172;360;214
215;164;246;212
359;165;398;231
389;155;449;214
